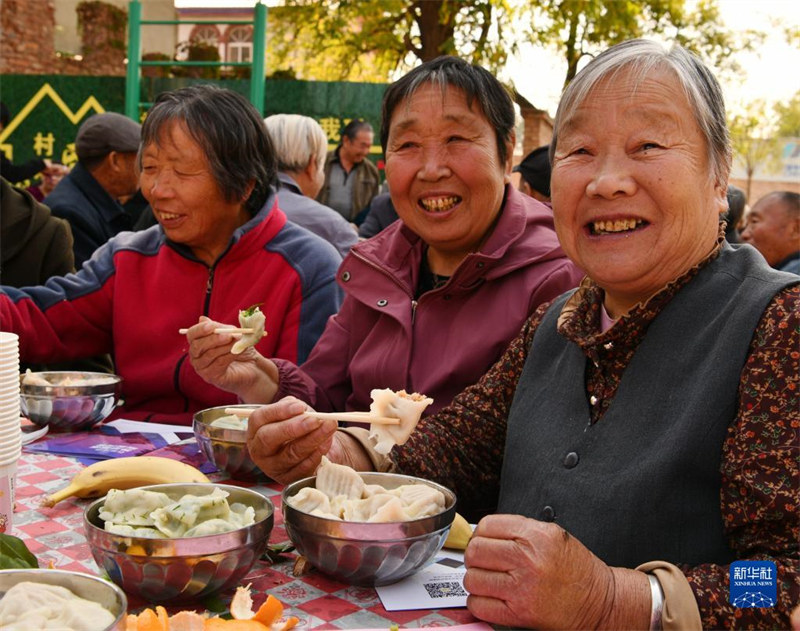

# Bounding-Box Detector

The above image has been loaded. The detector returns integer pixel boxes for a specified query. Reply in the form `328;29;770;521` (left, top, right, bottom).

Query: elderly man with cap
45;112;142;266
513;144;552;204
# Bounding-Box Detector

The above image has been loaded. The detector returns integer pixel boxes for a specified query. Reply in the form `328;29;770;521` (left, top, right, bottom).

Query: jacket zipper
203;265;215;315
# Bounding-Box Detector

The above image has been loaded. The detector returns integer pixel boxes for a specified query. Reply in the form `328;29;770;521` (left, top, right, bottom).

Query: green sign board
1;75;387;178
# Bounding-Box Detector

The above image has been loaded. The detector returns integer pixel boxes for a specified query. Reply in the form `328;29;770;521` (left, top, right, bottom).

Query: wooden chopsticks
223;407;401;426
179;327;254;335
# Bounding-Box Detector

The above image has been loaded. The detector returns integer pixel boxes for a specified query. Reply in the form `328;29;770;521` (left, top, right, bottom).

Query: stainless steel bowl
193;405;268;481
282;472;456;586
84;483;274;603
0;568;127;630
20;371;123;432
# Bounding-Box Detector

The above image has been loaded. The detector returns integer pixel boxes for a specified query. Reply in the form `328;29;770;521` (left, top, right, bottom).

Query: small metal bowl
0;568;127;630
193;404;268;481
282;472;456;586
20;371;122;432
84;483;274;603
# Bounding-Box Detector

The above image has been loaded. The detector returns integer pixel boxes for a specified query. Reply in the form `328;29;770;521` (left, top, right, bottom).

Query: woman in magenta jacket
187;57;583;416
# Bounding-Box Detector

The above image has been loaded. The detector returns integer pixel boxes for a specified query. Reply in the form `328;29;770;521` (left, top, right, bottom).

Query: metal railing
124;0;267;120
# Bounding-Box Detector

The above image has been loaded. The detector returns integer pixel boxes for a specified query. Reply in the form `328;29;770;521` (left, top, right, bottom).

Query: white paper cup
0;398;19;411
0;434;21;454
0;424;20;440
0;416;20;431
0;459;17;534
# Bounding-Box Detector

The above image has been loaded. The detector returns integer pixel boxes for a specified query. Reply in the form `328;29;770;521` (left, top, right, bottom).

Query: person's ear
713;176;729;218
503;132;516;181
304;153;318;179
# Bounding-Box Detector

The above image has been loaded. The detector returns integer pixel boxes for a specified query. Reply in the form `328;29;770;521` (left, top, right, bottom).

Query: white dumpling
362;484;388;498
184;518;241;537
341;493;395;521
104;522;163;538
315;456;365;500
393;484;446;518
228;502;256;527
0;582;116;631
368;389;433;455
151;487;231;538
21;369;52;386
367;497;407;523
288;487;332;515
210;414;248;430
231;306;267;354
328;495;350;519
99;489;173;526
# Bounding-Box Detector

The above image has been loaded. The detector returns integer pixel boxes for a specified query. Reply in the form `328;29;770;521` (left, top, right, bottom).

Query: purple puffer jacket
274;185;584;415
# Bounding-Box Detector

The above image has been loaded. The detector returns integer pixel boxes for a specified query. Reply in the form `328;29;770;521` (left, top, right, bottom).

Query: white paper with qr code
375;554;468;611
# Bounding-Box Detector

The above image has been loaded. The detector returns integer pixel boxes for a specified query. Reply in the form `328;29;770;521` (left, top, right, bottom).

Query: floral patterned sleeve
392;303;550;520
683;284;800;629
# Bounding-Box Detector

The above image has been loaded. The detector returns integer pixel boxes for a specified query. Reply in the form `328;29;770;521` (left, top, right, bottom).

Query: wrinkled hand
186;316;270;399
464;514;621;630
246;397;348;484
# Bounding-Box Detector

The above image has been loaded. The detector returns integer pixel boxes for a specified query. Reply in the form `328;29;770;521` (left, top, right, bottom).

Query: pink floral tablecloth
12;451;480;629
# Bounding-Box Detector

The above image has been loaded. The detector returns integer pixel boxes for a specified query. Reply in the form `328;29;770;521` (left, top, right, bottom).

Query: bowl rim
0;567;127;628
20;370;123;395
282;470;457;525
83;482;274;549
193;404;251;441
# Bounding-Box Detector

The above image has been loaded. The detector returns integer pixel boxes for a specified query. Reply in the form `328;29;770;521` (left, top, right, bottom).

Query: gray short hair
551;39;731;185
264;114;327;176
141;84;277;215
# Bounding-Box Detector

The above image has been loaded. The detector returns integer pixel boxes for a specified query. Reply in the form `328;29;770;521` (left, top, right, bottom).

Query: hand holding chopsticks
223;407;401;426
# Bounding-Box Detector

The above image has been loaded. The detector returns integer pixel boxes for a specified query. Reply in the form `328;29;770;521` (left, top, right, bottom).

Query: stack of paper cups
0;332;21;533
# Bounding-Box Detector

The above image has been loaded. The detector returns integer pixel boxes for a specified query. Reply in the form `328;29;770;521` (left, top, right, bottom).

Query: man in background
264;114;358;258
45;112;141;266
741;191;800;274
513;144;551;204
317;118;380;223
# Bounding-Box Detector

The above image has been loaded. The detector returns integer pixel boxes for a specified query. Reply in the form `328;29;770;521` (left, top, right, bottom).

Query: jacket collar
166;188;285;265
68;162;126;222
346;184;564;293
277;172;302;195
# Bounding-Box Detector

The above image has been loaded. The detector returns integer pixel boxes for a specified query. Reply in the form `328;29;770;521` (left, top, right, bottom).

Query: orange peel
252;595;284;626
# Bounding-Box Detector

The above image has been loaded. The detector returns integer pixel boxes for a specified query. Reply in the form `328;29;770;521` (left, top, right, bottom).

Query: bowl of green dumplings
83;483;274;603
193;404;268;482
282;464;457;586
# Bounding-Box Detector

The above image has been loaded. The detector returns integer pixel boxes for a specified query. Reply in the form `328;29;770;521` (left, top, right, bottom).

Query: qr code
423;581;467;599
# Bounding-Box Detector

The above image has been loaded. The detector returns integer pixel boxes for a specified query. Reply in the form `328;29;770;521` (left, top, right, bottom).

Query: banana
43;456;210;507
443;511;473;550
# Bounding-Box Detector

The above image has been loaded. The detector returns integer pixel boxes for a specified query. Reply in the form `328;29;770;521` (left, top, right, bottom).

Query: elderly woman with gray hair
0;85;343;424
244;40;798;629
264;114;358;258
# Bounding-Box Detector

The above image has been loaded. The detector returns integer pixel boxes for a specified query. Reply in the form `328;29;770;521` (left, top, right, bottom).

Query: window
193;26;219;46
227;26;252;63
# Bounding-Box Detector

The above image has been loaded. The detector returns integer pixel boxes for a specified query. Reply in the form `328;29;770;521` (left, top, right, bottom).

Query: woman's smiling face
140;121;251;266
384;83;513;269
550;67;727;316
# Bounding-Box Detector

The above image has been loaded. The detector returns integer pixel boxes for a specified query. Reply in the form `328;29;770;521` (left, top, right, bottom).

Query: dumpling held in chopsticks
231;304;266;355
368;389;433;455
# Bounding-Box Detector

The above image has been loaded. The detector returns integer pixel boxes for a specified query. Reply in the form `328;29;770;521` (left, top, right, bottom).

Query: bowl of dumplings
193;404;268;482
282;458;457;586
0;568;128;631
20;370;123;432
83;482;274;603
